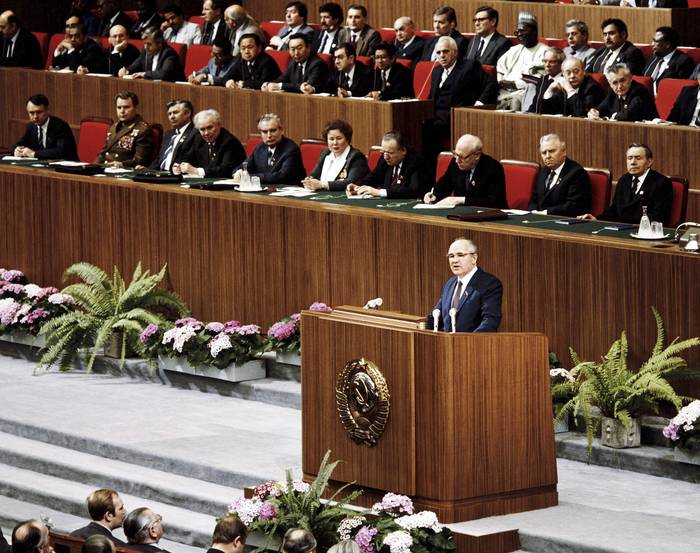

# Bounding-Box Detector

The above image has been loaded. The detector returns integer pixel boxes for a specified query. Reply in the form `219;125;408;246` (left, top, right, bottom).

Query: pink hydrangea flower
258;501;276;520
139;324;159;344
205;322;225;333
175;317;203;329
224;320;241;334
355;526;378;553
1;270;25;282
235;324;261;336
309;302;332;312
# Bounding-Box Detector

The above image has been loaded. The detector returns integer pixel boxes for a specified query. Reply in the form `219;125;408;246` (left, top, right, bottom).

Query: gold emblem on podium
336;358;390;446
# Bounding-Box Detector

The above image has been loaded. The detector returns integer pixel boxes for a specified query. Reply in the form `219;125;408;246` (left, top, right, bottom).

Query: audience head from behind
472;6;499;38
345;4;369;32
565;19;589;52
194;109;222;145
319;3;343;33
238;33;263;62
0;10;20;40
327;540;360;553
515;12;538;48
123;508;164;545
210;514;247;553
435;36;458;69
11;520;54;553
601;18;628;51
393;16;416;45
166;99;194;130
81;535;116;553
258;113;285;148
285;1;308;27
281;528;317;553
86;488;127;530
605;63;632;98
288;33;312;63
651;26;678;59
114;90;140;123
432;6;458;37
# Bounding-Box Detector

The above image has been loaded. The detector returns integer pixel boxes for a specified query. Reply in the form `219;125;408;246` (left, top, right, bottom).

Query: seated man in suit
644;26;694;95
198;0;227;46
161;3;202;46
95;0;133;37
564;19;595;66
51;22;107;74
70;488;127;546
421;6;468;61
210;515;247;553
0;11;43;69
666;73;700;126
123;508;167;553
224;4;266;56
12;520;55;553
173;109;245;178
128;0;163;39
119;27;185;82
588;63;658;121
425;237;502;333
96;91;153;168
336;4;381;58
529;134;591;216
189;37;236;86
527;47;564;113
538;57;605;117
146;99;197;171
262;33;329;94
233;113;305;185
312;2;342;55
424;133;507;208
269;1;315;51
225;34;281;90
104;24;140;76
464;6;511;66
326;42;371;97
586;18;645;76
367;42;414;100
393;16;424;63
578;143;672;225
13;94;78;161
347;130;429;199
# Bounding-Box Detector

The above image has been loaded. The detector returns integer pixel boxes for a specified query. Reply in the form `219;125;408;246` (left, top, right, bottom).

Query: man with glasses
392;16;424;64
424;133;506;208
425;237;503;333
464;6;511;66
189;37;236;86
123;508;168;553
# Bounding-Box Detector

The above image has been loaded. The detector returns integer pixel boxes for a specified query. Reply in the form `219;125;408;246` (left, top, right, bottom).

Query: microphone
449;308;457;333
363;297;383;309
432;309;440;332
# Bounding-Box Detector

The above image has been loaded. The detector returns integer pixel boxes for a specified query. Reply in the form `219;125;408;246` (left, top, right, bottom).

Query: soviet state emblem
336;358;390;446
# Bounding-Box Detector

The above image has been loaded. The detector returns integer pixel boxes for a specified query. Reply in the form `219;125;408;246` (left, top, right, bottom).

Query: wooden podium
301;306;558;523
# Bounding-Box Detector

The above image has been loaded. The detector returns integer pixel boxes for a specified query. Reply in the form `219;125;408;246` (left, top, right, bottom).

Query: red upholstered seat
668;176;689;227
150;123;163;166
436;151;452;182
267;49;290;73
540;38;567;49
413;60;436;100
356;55;372;68
318;53;333;68
300;139;326;175
168;42;187;66
78;117;112;163
395;58;412;69
46;33;65;68
367;146;382;171
500;159;539;210
656;79;696;120
378;28;396;42
482;64;496;78
260;20;285;41
124;10;138;22
184;44;211;77
416;30;433;40
32;32;49;61
631;75;653;95
588;72;609;90
244;134;262;157
585;167;612;217
188;15;205;28
634;44;653;62
97;36;109;49
678;47;700;64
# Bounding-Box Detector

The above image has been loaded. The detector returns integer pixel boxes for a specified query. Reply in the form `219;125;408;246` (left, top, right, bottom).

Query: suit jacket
421;30;468;61
239;136;305;185
586;41;645;76
310;147;369;190
228;53;281;89
149;122;198;170
433;154;507;208
395;35;425;63
595;80;659;121
667;84;700;125
275;54;329;93
0;28;43;69
540;75;606;117
599;169;672;225
97;11;134;37
196;57;237;86
124;544;169;553
106;43;140;76
643;50;695;87
527;73;560;114
370;62;414;100
327;61;372;97
199;19;228;45
337;26;381;57
70;522;125;546
52;38;107;73
311;29;340;55
127;45;185;82
425;268;503;332
95;115;153;167
183;128;245;178
430;60;498;121
528;158;591;216
463;32;511;67
357;148;430;198
13;116;78;161
0;527;10;553
129;13;164;39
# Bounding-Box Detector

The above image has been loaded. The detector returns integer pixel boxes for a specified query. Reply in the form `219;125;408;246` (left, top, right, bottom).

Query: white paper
3;156;37;161
50;160;88;166
414;203;455;209
85;73;113;78
103;167;131;174
269;188;316;197
502;209;530;215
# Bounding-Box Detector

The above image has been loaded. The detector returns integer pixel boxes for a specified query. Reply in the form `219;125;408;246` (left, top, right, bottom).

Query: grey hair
565;19;588;37
544;47;565;63
327;540;361;553
257;113;282;128
435;35;458;53
193;109;221;126
539;133;565;148
123;508;157;545
451;237;478;254
605;63;631;78
455;133;483;153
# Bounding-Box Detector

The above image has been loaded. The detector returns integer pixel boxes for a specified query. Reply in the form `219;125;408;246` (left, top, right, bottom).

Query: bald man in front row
12;519;53;553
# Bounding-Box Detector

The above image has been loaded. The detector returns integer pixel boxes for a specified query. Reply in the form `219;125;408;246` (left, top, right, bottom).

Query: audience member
269;1;315;51
336;5;380;58
51;22;107;74
586;19;645;76
95;91;153;167
348;130;429;198
70;489;127;545
529;134;591;216
527;47;564;113
421;6;468;61
225;33;281;90
424;134;507;208
189;37;236;86
263;33;328;94
464;6;511;66
579;144;672;225
122;508;169;553
539;57;605;117
367;42;414;100
161;4;202;46
233;113;305;185
644;27;694;94
69;0;100;37
392;16;424;64
311;3;342;55
198;0;227;46
129;0;163;39
281;528;316;553
327;42;372;97
13;94;78;161
302;119;369;190
425;237;503;333
120;28;185;82
224;5;266;56
666;73;700;126
207;514;247;553
174;109;245;178
0;527;9;553
12;520;54;553
588;63;658;121
563;19;595;66
82;535;116;553
327;540;360;553
0;11;43;69
105;24;140;76
95;0;132;37
148;99;197;171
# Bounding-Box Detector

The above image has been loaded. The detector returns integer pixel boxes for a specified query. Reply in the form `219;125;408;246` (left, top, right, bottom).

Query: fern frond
62;262;109;288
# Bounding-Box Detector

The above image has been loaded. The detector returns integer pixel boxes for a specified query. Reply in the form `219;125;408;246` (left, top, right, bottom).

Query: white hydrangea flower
23;284;42;298
209;333;232;358
395;511;443;532
162;325;197;353
337;516;365;539
382;530;413;553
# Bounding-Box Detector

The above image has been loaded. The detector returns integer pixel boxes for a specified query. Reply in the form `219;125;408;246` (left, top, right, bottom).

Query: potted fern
36;261;189;372
555;308;700;452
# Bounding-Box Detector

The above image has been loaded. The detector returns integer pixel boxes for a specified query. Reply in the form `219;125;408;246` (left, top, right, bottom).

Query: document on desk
413;203;455;209
3;156;37;161
502;209;529;215
269;187;316;197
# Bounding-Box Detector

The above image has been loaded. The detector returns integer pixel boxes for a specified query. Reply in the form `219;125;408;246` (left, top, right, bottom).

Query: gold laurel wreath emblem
336;358;390;446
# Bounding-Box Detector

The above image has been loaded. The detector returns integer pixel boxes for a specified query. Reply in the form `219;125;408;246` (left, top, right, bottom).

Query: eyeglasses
446;252;477;259
452;150;481;161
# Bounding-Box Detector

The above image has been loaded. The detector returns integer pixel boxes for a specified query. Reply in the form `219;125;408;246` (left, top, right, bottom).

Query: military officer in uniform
95;91;153;167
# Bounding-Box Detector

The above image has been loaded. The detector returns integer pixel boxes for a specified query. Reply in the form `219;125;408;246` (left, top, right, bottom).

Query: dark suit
126;45;185;82
426;268;503;332
337;26;381;57
310;147;369;190
199;19;227;45
595;80;659;121
95;115;152;167
463;32;511;67
106;43;140;76
370;62;414;100
129;13;164;39
311;29;339;55
183;128;245;178
51;38;107;73
421;30;468;61
0;527;10;553
0;28;43;69
13;117;78;161
598;169;672;225
357;148;430;198
149;122;198;171
528;158;591;216
430;60;498;121
97;11;134;37
238;136;305;185
586;41;646;76
275;54;329;93
527;73;561;114
434;154;507;208
539;75;606;117
643;50;695;89
327;61;372;97
124;544;169;553
667;84;700;125
228;53;281;89
70;522;125;546
395;36;425;63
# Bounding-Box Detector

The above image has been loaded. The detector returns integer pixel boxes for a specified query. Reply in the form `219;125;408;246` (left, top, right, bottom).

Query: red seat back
436;151;452;182
588;72;609;90
634;44;653;62
150;123;163;165
188;15;205;28
124;10;138;22
32;32;49;61
482;64;496;78
356;55;372;68
395;58;412;69
500;159;539;210
260;20;285;41
668;176;689;227
367;146;382;170
416;30;434;40
656;79;696;120
379;28;396;42
540;38;567;49
318;52;333;68
631;75;653;95
678;47;700;64
300;139;326;175
184;44;211;76
268;49;290;73
78;117;112;163
46;33;65;68
585;167;612;217
168;42;187;66
97;36;110;49
244;134;262;157
413;60;436;100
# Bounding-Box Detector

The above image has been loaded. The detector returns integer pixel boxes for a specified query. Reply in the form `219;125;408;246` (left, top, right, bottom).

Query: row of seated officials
10;90;682;228
1;3;700;126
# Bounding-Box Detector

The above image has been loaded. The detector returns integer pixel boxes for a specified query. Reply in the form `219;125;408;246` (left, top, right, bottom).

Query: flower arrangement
663;400;700;452
140;317;266;369
266;302;332;353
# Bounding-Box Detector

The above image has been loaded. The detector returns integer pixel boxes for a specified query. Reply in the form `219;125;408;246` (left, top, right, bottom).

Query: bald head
12;520;52;553
453;134;483;171
393;16;416;44
456;134;483;152
224;4;248;28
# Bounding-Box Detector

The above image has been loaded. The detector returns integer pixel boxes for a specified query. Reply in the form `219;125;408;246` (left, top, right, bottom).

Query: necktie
160;131;178;170
343;72;350;88
297;63;304;83
268;148;275;167
202;23;212;45
597;49;612;73
6;39;13;58
207;143;215;161
645;56;661;78
632;176;640;195
545;169;555;191
382;70;388;89
694;106;700;127
351;33;358;45
451;280;463;309
319;33;328;54
476;37;485;59
390;165;400;187
439;68;449;87
37;126;43;149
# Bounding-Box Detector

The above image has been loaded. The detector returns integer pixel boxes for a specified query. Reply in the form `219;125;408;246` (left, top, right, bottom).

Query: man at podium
426;238;503;332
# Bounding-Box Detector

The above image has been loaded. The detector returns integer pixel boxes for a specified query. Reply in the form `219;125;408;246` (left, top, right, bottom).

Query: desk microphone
449;308;457;333
432;309;440;332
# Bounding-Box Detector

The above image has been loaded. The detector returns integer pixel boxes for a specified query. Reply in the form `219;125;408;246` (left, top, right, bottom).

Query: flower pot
554;417;569;434
275;349;301;366
102;334;136;358
600;417;641;448
158;355;265;382
673;446;700;465
0;331;46;348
